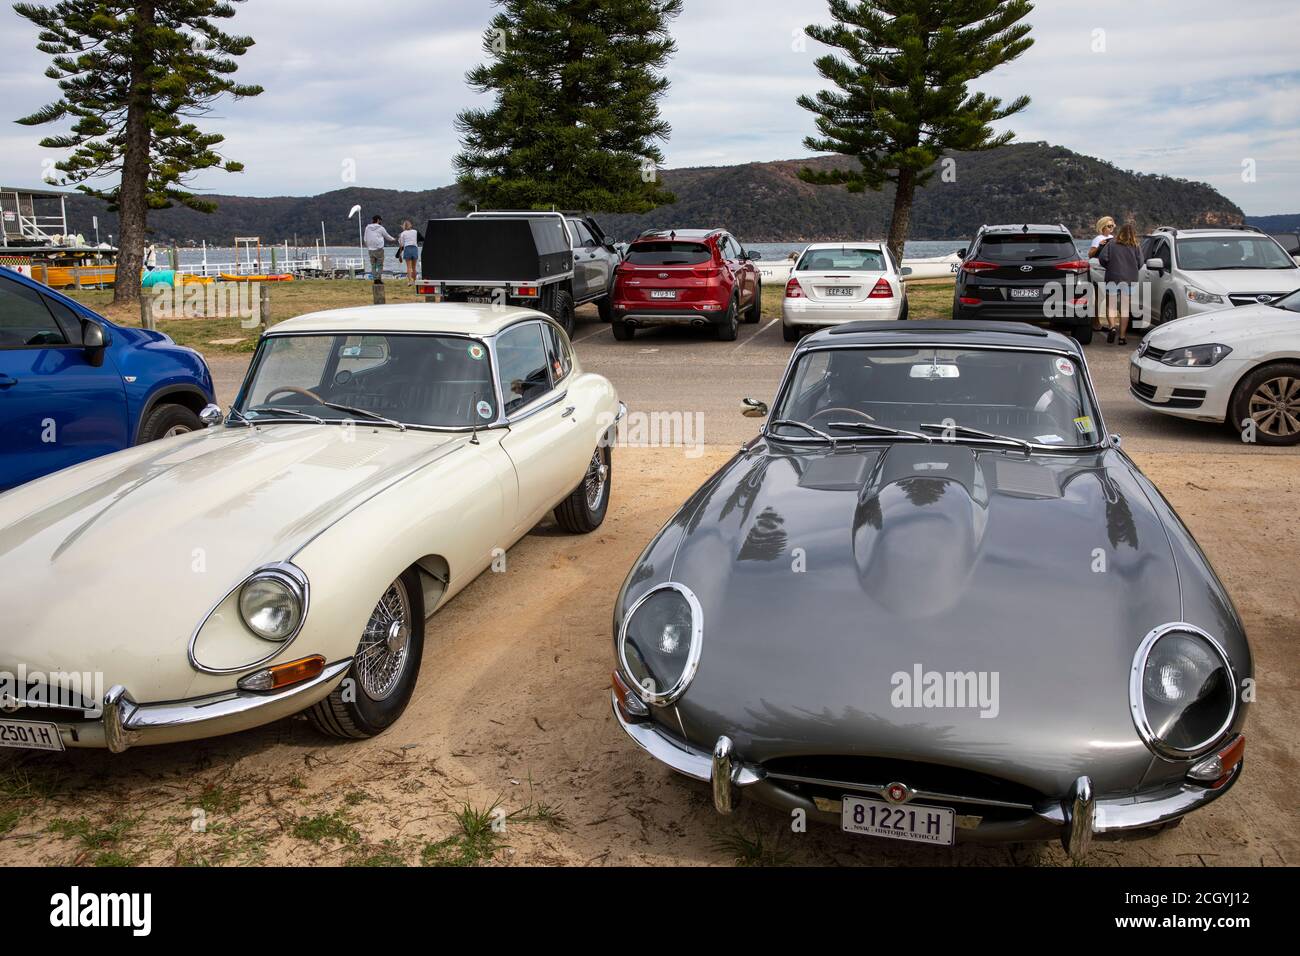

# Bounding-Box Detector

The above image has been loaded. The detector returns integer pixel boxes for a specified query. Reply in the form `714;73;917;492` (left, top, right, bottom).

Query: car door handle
0;374;17;389
562;405;576;418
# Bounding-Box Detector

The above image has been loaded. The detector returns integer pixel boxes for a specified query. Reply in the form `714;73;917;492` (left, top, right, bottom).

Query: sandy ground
0;446;1295;867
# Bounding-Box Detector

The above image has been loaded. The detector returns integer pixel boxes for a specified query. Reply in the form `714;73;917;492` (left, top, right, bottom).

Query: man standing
364;216;395;281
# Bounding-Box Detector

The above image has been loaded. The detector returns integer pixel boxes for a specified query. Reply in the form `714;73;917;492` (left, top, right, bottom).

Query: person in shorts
397;220;422;282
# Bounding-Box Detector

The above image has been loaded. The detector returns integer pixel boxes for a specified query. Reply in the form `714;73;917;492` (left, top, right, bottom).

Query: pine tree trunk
111;3;155;306
885;168;916;269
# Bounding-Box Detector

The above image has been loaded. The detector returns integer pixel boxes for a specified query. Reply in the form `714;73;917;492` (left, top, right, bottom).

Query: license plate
0;719;65;752
649;290;677;299
467;294;493;304
825;287;856;297
841;795;954;846
1009;287;1041;299
1130;361;1141;385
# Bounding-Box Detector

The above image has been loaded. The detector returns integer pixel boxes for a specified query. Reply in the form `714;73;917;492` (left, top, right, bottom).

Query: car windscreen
625;242;711;266
975;234;1077;260
238;333;497;428
1176;237;1297;271
1272;288;1300;313
796;248;887;272
771;346;1100;448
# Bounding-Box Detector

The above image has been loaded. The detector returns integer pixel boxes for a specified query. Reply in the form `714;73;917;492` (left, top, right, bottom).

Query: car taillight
415;283;437;295
693;266;720;278
959;296;981;305
868;277;893;298
960;260;998;273
1055;259;1091;274
785;278;803;298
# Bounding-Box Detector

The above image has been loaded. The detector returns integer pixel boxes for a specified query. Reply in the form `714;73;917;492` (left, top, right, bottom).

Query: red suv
611;229;762;341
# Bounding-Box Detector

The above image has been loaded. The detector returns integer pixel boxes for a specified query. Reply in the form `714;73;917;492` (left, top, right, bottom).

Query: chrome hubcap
1249;376;1300;437
584;448;608;511
163;425;192;438
355;577;412;701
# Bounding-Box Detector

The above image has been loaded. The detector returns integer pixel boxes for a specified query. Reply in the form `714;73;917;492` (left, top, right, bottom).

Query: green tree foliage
455;0;680;214
15;0;263;302
798;0;1034;261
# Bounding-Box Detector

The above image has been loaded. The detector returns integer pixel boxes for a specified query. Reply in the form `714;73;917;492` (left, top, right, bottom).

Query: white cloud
1;0;1296;213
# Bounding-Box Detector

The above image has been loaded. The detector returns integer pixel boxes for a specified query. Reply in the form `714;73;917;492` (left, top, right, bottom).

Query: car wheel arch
1225;357;1300;424
413;554;451;617
137;384;211;433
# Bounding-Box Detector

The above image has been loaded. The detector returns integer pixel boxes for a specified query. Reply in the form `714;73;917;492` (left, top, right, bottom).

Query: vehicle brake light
960;260;999;273
515;285;539;297
693;266;720;278
415;283;437;295
959;296;981;306
868;277;893;299
785;278;804;298
1055;259;1091;274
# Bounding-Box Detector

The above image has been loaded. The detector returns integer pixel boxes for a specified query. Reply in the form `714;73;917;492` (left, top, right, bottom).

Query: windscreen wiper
919;422;1033;456
827;421;932;442
227;406;254;428
767;419;835;443
313;400;406;432
248;405;325;424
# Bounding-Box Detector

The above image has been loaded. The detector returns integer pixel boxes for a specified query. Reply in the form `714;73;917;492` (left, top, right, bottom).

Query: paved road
207;308;1297;457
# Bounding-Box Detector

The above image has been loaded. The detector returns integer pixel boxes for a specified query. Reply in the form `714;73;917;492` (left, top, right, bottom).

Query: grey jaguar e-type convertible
610;321;1250;859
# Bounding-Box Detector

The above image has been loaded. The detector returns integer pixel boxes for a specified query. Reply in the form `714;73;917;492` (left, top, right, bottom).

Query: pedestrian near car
1089;217;1116;332
397;220;422;282
364;216;396;281
1099;222;1143;345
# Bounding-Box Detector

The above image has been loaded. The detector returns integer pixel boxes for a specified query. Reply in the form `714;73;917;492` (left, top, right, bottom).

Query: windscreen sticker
1055;358;1075;377
468;344;485;361
1073;416;1094;435
341;346;362;358
476;400;494;420
1035;434;1065;444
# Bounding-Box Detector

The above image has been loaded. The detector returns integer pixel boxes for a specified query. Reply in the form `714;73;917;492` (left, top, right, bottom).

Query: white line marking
572;325;610;343
733;317;781;351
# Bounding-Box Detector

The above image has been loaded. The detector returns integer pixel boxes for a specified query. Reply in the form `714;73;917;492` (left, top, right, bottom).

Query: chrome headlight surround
617;582;703;707
1129;622;1237;760
238;563;309;642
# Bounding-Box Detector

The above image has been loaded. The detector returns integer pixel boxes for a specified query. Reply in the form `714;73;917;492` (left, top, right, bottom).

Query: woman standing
397;220;422;282
1089;217;1116;334
1098;222;1143;345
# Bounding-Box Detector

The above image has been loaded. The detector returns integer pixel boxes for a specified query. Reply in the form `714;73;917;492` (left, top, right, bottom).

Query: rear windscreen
976;235;1077;260
797;248;886;272
626;242;712;266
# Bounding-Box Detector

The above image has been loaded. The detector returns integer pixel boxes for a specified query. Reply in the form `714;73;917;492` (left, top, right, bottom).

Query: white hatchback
1129;288;1300;444
782;243;909;341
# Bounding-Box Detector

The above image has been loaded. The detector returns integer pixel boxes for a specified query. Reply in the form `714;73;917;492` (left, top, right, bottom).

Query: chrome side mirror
742;397;769;419
199;404;225;428
1110;433;1123;448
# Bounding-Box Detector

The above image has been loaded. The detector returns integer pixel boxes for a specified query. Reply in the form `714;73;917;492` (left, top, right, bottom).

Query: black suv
952;224;1094;344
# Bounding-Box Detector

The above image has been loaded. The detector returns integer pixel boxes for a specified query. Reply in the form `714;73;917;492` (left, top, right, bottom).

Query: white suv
1141;226;1300;326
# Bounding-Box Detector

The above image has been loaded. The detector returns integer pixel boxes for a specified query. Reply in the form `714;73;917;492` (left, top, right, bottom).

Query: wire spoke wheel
355;577;413;701
584;447;609;511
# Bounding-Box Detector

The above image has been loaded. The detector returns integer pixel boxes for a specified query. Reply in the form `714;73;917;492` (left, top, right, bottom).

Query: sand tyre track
307;568;426;739
554;444;612;533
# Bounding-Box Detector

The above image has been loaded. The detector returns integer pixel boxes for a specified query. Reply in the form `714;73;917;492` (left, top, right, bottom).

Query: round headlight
238;568;305;642
618;583;702;706
1131;624;1236;758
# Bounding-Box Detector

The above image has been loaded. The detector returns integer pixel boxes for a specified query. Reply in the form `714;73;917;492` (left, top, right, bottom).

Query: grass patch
0;764;62;801
196;784;242;816
342;790;371;807
348;839;407;868
421;800;505;867
712;826;792;867
290;811;360;846
47;813;141;865
0;807;22;834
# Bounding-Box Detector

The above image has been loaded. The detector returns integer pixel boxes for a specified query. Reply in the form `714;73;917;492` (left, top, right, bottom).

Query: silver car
610;321;1250;859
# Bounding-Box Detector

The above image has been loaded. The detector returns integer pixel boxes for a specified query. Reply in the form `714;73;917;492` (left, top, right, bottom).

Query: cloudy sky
1;0;1297;214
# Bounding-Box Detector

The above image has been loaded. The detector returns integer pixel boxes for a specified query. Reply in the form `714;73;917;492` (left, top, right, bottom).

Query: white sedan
0;303;622;751
1129;288;1300;444
781;243;910;341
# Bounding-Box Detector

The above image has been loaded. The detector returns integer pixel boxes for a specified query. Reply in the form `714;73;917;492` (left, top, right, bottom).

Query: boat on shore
756;249;961;284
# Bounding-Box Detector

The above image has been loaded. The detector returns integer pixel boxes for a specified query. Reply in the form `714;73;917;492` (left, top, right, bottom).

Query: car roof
801;241;884;250
633;229;720;242
978;223;1073;235
268;303;553;338
798;320;1081;353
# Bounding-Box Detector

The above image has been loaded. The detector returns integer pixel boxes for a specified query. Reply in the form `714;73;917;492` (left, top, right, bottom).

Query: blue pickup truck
0;267;216;492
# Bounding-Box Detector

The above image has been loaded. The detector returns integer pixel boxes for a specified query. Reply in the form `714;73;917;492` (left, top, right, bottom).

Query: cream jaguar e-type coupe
0;303;622;752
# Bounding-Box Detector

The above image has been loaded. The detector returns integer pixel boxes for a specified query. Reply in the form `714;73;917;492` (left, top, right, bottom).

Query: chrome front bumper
611;693;1242;859
89;659;352;752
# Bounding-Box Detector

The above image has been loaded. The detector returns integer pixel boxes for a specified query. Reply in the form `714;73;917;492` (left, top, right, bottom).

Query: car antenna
469;391;482;445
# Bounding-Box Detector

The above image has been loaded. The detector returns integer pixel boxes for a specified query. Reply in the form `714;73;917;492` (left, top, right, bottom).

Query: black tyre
596;292;614;323
745;282;762;323
1159;294;1178;325
307;568;425;739
715;298;739;341
782;322;802;342
554;444;611;533
136;403;201;444
611;320;635;341
543;286;576;336
1071;324;1094;346
1229;362;1300;446
899;298;910;322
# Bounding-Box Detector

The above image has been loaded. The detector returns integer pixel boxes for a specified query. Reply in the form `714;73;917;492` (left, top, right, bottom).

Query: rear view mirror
900;266;913;276
957;248;968;259
746;250;762;260
340;344;386;360
910;363;960;380
82;320;107;367
742;397;769;418
199;404;224;428
1145;258;1164;272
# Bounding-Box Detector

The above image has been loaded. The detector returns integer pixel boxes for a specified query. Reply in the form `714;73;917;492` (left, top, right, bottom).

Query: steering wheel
809;406;875;425
263;386;323;404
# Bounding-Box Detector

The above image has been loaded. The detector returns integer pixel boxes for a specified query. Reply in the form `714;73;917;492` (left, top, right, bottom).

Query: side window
495;324;552;414
0;275;69;349
1154;239;1171;269
570;220;595;247
543;323;573;383
42;295;86;345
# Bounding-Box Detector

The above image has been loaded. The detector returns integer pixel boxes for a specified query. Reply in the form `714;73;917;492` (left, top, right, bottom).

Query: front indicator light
611;669;649;719
1188;734;1245;788
238;655;325;692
